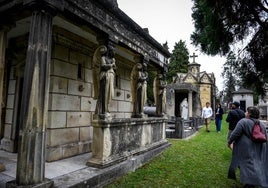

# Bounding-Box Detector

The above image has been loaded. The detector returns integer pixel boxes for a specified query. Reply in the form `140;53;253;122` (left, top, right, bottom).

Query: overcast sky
117;0;226;91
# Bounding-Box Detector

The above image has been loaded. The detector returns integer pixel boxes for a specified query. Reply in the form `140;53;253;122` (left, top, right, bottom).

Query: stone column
188;91;193;117
0;28;7;139
9;9;54;187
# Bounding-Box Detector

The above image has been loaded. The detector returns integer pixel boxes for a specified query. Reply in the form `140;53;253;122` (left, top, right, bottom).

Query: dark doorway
240;100;246;112
13;77;24;152
175;92;188;117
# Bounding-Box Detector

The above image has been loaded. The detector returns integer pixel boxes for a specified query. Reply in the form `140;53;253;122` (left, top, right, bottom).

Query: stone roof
232;88;254;94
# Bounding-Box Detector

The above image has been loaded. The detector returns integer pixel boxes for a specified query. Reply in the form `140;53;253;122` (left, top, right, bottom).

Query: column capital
23;0;64;14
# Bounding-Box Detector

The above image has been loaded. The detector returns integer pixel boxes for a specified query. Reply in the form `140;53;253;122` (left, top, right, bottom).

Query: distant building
232;88;254;112
166;53;216;118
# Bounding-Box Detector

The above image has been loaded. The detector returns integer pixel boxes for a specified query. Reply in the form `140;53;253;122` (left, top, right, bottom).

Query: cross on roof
190;52;198;63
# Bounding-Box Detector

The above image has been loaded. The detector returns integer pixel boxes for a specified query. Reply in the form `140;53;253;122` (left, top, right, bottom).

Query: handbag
251;119;267;143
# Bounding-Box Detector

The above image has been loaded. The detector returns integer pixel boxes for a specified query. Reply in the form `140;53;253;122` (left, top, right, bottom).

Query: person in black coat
215;104;224;133
226;101;245;142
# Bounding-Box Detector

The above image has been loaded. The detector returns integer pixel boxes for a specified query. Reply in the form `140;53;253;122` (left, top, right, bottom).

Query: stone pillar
0;28;7;139
188;91;193;117
8;9;54;187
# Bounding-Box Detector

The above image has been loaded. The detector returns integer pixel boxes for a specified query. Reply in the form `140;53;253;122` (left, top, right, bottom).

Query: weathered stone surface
50;76;68;94
81;97;96;111
118;101;132;112
47;111;67;129
51;59;77;80
0;137;16;152
67;112;91;127
6;94;14;108
46;147;63;162
62;144;79;158
46;141;91;161
113;89;124;101
70;50;91;68
3;124;11;138
49;94;80;111
47;128;79;147
52;44;69;62
124;91;132;102
68;80;91;97
120;79;131;91
141;125;152;146
84;69;93;83
80;126;92;141
4;109;13;124
78;141;91;153
7;80;16;94
88;118;167;168
108;100;118;112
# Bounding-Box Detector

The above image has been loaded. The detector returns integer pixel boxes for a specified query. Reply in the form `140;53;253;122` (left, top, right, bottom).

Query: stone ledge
53;141;171;188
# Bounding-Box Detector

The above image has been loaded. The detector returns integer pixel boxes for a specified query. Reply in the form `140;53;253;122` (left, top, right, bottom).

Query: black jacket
226;108;245;130
215;107;224;120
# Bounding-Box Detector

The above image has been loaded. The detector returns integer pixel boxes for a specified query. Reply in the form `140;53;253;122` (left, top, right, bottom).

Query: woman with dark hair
227;106;268;188
215;104;224;133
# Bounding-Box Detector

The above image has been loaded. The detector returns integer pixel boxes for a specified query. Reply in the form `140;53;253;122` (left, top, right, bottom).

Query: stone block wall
200;84;211;108
46;28;134;161
1;27;135;161
0;70;19;152
46;41;94;161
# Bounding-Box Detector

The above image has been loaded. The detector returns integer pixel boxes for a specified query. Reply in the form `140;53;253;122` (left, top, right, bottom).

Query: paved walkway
0;150;95;187
0;142;169;187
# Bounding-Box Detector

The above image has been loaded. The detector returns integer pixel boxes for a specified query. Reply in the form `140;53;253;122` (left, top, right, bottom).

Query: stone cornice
63;0;170;66
0;0;170;68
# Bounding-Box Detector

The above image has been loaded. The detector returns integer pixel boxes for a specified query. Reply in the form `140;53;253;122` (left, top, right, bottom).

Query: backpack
251;119;267;143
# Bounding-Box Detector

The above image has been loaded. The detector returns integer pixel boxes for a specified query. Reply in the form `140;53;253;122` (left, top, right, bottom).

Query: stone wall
46;27;134;161
200;84;211;108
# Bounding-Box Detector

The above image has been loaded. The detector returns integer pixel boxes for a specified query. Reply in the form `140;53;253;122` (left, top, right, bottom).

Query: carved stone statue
92;44;116;117
180;98;188;120
154;73;167;116
131;63;147;116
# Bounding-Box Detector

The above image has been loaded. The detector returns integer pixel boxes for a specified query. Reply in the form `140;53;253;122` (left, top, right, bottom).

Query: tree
221;52;239;103
191;0;268;96
166;40;189;83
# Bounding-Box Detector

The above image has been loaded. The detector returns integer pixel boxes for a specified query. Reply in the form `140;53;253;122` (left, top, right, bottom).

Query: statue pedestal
87;117;169;168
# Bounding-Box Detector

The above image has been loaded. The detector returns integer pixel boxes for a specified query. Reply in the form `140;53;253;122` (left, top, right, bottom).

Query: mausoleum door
240;101;246;112
175;92;188;117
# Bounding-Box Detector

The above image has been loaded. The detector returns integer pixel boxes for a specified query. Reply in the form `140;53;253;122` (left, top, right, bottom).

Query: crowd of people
202;101;268;188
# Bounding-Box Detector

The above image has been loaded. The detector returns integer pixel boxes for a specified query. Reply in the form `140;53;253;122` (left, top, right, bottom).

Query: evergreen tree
191;0;268;95
221;52;239;103
166;40;189;83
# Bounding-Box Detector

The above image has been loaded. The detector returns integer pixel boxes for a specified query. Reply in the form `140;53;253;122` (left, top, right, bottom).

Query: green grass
105;115;243;188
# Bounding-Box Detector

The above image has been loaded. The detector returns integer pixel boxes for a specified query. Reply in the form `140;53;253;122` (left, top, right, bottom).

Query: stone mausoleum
166;53;216;119
0;0;171;187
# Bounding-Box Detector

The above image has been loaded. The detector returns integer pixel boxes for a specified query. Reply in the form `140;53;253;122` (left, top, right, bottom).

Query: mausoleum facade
0;0;170;186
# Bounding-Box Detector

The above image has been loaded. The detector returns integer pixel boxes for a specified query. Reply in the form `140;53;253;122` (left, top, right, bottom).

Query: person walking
226;101;245;145
201;102;213;132
227;106;268;187
215;104;224;133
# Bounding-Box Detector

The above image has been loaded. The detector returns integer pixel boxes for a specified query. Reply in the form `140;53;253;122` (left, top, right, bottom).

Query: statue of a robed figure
92;44;116;119
154;73;167;116
131;63;148;117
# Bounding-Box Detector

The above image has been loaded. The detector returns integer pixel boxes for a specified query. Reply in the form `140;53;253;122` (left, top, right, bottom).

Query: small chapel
166;53;216;119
